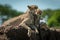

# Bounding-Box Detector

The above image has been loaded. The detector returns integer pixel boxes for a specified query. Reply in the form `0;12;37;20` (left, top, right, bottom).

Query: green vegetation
0;4;23;23
42;9;60;27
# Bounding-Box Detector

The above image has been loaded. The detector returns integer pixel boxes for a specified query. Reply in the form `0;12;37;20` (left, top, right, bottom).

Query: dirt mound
0;26;30;40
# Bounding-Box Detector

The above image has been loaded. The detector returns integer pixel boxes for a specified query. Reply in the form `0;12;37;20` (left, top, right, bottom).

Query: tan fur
1;5;42;36
2;13;28;27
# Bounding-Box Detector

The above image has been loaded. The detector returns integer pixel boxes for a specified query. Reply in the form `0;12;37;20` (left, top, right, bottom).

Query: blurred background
0;0;60;28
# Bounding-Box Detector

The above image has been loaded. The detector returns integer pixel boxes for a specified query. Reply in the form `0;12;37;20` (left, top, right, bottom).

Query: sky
0;0;60;12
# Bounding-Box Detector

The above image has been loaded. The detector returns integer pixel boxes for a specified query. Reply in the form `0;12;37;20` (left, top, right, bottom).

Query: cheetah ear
27;5;31;9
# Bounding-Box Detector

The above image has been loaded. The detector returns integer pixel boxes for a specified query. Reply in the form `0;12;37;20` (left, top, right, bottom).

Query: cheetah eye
7;24;11;26
35;6;38;9
29;10;35;14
